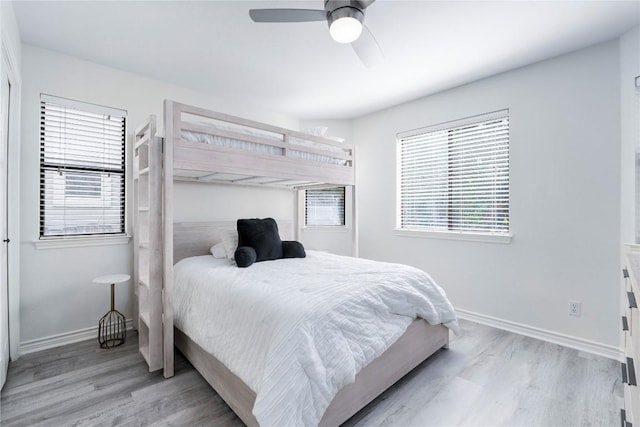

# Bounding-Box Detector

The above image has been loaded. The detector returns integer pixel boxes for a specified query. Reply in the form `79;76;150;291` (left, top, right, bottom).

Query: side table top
93;274;130;285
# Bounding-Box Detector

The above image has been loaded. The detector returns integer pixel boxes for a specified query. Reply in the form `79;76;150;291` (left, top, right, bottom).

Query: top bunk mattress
173;251;458;427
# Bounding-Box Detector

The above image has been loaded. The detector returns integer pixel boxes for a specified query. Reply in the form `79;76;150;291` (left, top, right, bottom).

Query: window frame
38;94;128;243
395;110;512;244
635;76;640;243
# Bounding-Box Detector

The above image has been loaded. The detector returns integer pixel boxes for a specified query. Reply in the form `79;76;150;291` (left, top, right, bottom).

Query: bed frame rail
165;100;355;187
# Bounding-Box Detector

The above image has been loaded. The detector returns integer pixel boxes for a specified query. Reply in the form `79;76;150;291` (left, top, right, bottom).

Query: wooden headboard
173;220;293;264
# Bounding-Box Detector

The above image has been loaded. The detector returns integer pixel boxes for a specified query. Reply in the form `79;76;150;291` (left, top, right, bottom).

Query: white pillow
209;242;227;259
304;126;328;136
303;126;344;143
217;228;238;259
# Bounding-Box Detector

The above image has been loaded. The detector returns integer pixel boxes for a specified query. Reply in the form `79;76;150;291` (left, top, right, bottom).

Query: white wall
19;45;299;346
353;41;621;348
1;1;21;63
620;26;640;248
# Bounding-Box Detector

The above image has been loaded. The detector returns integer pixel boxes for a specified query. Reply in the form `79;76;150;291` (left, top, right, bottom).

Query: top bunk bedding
154;101;356;188
181;125;348;166
173;250;458;427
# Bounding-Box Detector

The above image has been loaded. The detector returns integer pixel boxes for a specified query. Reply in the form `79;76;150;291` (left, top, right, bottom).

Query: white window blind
40;94;126;238
305;187;345;226
397;110;509;234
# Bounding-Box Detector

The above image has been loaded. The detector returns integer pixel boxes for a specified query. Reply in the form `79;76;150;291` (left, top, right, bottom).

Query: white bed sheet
173;251;458;427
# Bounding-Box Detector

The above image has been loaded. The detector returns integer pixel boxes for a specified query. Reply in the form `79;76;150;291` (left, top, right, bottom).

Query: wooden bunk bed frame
133;100;449;426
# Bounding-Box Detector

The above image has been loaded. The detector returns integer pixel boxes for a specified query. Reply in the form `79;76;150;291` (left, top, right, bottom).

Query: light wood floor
1;320;622;426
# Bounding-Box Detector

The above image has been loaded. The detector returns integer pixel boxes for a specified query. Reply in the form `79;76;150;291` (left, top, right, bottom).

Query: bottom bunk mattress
173;251;458;427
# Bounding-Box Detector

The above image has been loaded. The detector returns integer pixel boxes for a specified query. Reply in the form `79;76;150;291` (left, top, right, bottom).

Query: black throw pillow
234;246;257;268
236;218;283;263
282;241;306;259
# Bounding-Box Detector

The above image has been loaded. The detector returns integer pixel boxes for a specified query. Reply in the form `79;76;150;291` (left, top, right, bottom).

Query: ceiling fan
249;0;383;67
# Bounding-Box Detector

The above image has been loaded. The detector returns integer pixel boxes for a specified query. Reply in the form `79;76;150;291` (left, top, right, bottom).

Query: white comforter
173;251;458;427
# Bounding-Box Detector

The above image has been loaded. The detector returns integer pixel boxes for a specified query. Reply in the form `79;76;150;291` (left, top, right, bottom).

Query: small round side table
94;274;129;349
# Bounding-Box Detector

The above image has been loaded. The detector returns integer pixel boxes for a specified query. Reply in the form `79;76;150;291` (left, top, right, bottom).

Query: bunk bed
133;100;456;427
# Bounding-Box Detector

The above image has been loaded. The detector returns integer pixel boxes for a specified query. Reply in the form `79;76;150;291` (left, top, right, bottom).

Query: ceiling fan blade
249;9;327;23
351;24;384;67
356;0;377;9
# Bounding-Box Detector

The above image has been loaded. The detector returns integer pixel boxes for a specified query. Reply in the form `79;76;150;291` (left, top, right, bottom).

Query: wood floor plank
1;320;622;426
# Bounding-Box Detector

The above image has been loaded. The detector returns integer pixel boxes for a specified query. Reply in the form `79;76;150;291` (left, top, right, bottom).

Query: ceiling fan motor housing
324;0;368;13
326;0;367;18
327;6;364;24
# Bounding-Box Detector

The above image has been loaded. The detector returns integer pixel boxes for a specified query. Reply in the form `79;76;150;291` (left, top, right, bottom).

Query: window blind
305;187;346;226
40;94;126;238
397;110;509;234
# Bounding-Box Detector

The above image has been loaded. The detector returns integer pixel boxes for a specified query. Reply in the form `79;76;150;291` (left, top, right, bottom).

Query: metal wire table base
97;282;127;349
98;309;127;348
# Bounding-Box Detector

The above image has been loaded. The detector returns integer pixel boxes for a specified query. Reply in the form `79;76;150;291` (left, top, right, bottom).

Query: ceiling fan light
330;17;362;43
328;7;364;44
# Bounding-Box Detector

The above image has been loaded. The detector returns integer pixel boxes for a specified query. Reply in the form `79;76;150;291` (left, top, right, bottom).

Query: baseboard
456;308;624;361
19;319;135;356
19;312;623;361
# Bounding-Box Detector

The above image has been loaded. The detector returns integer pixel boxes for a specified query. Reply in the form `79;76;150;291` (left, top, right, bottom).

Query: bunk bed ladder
134;117;164;373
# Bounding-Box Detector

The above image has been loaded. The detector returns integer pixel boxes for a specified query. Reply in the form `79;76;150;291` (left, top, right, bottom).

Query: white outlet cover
568;301;581;316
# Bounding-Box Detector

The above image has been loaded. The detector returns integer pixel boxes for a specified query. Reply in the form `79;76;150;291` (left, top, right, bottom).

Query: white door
0;69;10;388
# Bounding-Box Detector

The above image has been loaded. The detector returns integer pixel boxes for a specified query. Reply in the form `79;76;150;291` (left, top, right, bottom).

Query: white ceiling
12;0;640;119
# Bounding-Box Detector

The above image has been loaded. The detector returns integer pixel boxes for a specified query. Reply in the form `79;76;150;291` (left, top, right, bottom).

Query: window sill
34;235;131;250
394;228;512;244
302;226;350;233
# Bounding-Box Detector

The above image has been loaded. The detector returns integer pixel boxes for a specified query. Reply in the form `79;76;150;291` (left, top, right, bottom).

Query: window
40;94;126;238
397;110;509;235
305;187;346;226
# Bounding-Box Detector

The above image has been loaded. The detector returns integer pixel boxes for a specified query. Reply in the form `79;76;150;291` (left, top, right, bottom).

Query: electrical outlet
568;300;581;317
